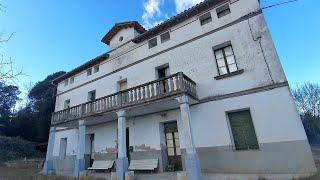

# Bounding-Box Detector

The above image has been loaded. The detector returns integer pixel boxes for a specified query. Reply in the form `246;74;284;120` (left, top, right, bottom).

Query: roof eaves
132;0;224;43
52;53;109;85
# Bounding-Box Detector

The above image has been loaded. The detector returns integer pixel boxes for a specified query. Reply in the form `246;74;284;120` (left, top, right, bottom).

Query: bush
0;136;43;162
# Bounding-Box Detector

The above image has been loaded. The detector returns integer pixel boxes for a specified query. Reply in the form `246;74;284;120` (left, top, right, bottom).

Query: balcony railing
51;72;197;125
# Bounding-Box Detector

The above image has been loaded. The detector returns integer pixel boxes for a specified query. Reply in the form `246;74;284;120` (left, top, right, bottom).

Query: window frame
199;12;212;26
216;4;231;18
148;37;157;49
64;99;70;109
160;32;170;43
93;65;99;73
213;42;239;76
64;79;69;86
118;79;128;91
88;90;96;102
87;68;92;76
225;108;260;151
70;76;74;84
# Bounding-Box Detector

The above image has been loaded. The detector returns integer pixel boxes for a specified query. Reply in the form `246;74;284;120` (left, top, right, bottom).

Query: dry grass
0;166;103;180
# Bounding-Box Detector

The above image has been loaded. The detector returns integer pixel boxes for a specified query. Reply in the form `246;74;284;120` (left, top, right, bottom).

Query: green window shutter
228;110;259;150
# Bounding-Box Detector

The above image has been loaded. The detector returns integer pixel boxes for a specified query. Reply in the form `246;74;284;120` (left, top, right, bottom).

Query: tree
292;82;320;144
10;71;65;142
292;82;320;116
0;82;20;135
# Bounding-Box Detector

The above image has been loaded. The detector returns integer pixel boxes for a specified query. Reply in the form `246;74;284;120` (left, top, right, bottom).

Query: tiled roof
132;0;225;43
101;21;146;45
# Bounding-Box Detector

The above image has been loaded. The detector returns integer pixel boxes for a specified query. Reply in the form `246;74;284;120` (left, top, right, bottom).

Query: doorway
157;65;170;93
89;134;94;167
164;122;182;171
126;128;130;161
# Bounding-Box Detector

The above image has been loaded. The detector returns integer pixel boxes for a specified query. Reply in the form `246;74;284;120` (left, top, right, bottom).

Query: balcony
51;72;198;125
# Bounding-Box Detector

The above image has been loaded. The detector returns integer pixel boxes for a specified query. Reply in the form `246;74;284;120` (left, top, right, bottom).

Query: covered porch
43;72;202;180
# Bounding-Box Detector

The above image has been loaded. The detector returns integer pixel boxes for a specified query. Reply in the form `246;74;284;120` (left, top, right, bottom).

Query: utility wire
262;0;298;10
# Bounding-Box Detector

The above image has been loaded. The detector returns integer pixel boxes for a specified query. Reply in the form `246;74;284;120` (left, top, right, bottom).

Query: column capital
116;110;126;117
176;95;189;104
79;120;86;126
49;126;56;132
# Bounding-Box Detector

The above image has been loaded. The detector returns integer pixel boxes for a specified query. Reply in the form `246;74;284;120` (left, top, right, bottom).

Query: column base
116;157;129;180
73;158;85;177
43;160;53;175
185;153;202;180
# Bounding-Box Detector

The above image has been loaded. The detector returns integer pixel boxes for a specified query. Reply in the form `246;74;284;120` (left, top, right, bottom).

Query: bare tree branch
0;32;15;44
0;3;6;12
292;82;320;117
0;55;25;84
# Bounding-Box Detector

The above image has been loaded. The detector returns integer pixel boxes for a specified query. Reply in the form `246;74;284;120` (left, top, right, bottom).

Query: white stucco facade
44;0;316;179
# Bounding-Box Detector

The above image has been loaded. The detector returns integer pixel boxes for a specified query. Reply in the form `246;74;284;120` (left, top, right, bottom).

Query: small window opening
64;79;69;86
88;90;96;102
64;99;70;109
199;12;212;26
70;77;74;84
217;4;231;18
160;32;170;43
87;68;92;76
119;80;128;91
148;38;157;49
94;65;99;73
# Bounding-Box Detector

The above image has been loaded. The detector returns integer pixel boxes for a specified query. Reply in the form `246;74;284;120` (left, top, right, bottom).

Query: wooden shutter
228;110;259;150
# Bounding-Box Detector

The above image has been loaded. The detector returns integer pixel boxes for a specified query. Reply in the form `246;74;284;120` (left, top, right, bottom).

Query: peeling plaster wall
54;0;286;112
86;121;118;154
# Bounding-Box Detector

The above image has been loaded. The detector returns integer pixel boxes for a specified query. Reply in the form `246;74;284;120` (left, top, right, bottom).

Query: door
89;134;94;167
157;66;170;93
164;122;182;171
126;128;130;161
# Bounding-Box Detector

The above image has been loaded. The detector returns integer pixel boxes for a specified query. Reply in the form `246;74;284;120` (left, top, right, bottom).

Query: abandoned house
43;0;317;179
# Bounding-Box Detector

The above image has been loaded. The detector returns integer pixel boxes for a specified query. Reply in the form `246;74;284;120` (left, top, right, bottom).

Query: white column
176;95;202;180
74;120;86;177
43;126;56;175
116;110;128;180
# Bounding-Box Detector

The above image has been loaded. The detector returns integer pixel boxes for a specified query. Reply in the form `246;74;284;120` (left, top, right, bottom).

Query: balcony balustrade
51;72;197;125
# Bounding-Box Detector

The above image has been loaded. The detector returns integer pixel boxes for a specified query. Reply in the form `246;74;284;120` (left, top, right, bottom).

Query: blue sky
0;0;319;99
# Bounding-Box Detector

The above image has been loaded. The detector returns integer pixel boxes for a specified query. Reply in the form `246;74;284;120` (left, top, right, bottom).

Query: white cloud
174;0;204;13
142;0;163;29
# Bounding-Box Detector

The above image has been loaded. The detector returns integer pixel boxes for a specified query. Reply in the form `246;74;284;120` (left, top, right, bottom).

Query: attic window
119;36;123;42
70;76;74;84
160;32;170;43
64;79;69;86
199;12;212;26
148;38;157;49
217;4;231;18
94;65;99;73
87;68;92;76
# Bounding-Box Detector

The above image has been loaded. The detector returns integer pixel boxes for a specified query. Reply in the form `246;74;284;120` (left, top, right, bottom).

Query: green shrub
0;136;43;162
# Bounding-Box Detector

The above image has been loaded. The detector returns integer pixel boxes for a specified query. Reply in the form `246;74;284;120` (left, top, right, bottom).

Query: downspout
247;14;275;84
